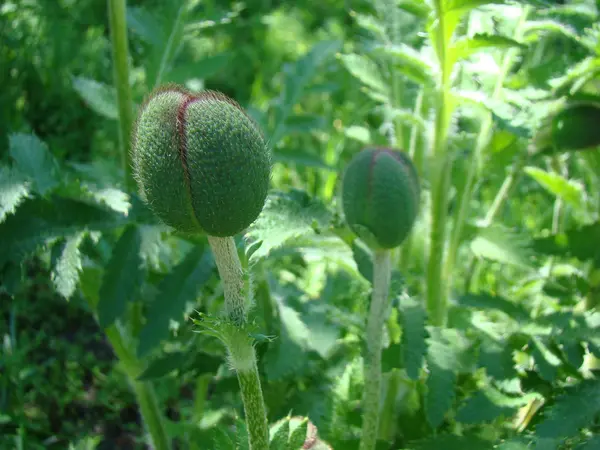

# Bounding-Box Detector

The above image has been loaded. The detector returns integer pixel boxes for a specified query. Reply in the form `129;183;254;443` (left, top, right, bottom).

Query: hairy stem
208;236;248;325
107;0;134;190
207;236;269;450
360;250;392;450
105;325;171;450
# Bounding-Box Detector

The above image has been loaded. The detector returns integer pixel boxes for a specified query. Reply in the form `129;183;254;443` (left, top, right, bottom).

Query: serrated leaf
524;20;581;45
87;187;131;215
525;167;585;210
245;190;332;261
478;336;517;380
97;225;144;328
444;0;506;14
374;44;436;86
51;232;85;299
535;379;600;440
338;53;389;96
0;166;30;223
456;387;539;424
399;296;428;380
137;247;214;356
351;239;373;282
458;293;530;322
470;225;534;268
136;351;186;381
0;197;125;264
530;337;562;382
72;77;118;119
9;133;60;195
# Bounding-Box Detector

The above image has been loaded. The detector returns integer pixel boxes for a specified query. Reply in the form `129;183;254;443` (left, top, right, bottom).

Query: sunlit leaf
72;77;118;119
470;225;534;268
338;53;389;96
0;166;30;223
51;232;85;299
525;167;585;210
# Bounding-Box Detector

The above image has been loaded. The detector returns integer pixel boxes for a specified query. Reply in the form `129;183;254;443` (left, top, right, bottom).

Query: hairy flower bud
341;147;420;249
132;85;271;237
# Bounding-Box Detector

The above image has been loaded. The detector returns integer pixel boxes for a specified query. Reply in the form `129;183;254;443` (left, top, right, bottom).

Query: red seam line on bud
176;93;203;228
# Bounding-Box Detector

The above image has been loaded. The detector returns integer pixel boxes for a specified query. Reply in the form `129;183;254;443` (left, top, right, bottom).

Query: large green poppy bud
341;147;420;249
132;85;271;237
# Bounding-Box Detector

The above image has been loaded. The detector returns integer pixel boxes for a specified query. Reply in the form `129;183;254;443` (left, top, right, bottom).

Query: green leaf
51;232;85;299
374;44;436;86
126;6;165;46
525;167;585;210
530;337;562;382
478;336;517;380
344;125;372;143
456;387;539;424
451;33;526;63
458;293;530;322
425;327;473;428
86;187;131;215
409;433;495;450
399;296;428;380
470;225;534;268
535;379;600;440
72;76;118;119
533;221;600;264
269;416;290;450
351;239;373;282
245;190;332;261
9;133;60;195
0;166;30;223
287;417;308;450
576;436;600;450
137;248;214;356
338;53;389;96
444;0;506;14
0;197;125;264
524;20;582;46
166;52;232;84
97;225;144;328
136;351;186;381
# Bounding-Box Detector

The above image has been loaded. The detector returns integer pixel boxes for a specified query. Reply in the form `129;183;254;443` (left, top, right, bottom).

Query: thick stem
208;236;248;325
107;0;134;190
445;7;531;287
208;236;269;450
105;326;171;450
236;357;270;450
359;250;392;450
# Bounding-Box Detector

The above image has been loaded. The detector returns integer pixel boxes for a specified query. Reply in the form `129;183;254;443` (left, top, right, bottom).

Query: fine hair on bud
132;84;272;237
341;147;420;249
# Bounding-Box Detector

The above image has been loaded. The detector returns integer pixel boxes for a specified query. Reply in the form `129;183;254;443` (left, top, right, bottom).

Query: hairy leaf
525;167;585;210
451;33;526;64
374;44;436;86
457;387;540;424
399;296;428;380
97;225;144;328
0;166;30;223
9;133;60;195
0;197;125;264
470;225;534;268
245;190;332;261
137;247;214;356
338;53;389;97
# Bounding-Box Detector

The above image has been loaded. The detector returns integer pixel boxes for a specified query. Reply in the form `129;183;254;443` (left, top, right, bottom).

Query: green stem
378;369;401;442
207;236;269;450
444;7;530;290
425;0;455;327
105;325;171;450
359;250;392;450
208;236;248;325
108;0;135;190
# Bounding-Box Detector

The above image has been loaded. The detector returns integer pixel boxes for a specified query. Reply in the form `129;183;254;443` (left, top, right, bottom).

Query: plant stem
105;325;171;450
208;236;248;325
425;0;455;327
445;7;531;289
108;0;135;190
207;236;269;450
360;250;392;450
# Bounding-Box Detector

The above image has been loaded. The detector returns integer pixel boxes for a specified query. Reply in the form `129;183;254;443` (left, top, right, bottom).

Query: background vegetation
1;0;600;449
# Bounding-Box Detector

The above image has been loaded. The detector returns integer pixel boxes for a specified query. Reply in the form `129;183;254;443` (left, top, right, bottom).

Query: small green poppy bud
341;147;420;249
132;85;271;237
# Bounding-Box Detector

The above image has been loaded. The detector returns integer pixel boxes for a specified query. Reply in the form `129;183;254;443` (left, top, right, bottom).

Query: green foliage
0;165;30;223
9;133;60;195
97;225;144;328
399;296;428;380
